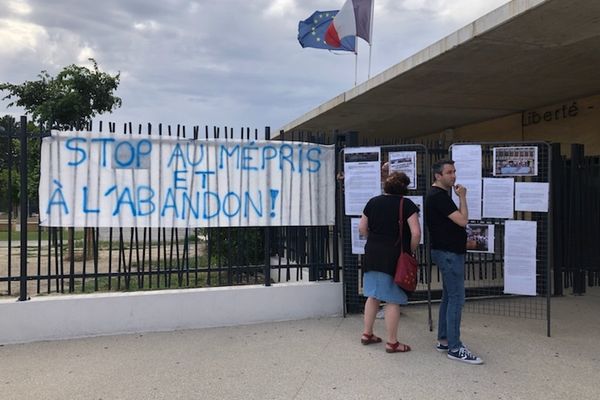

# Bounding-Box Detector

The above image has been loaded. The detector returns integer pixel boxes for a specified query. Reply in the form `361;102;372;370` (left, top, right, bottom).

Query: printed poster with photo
388;151;417;190
466;223;495;253
493;146;538;177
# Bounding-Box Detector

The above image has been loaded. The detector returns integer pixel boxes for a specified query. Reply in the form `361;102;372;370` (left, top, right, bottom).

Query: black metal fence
450;142;552;335
326;132;598;336
337;139;431;313
552;144;600;294
0;117;338;300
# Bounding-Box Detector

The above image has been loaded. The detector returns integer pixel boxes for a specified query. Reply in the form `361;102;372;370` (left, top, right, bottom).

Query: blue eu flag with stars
298;10;356;52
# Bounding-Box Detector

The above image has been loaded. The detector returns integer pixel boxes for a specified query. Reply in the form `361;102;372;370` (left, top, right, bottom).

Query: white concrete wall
0;281;343;345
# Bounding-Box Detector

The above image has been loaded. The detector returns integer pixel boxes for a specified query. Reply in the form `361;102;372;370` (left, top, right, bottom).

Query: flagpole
366;0;375;80
354;50;358;86
368;44;372;80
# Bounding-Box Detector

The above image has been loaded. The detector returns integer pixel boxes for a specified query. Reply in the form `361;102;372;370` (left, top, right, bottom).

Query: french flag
325;0;373;49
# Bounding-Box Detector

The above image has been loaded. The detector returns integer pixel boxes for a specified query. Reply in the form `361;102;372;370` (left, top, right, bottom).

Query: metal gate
337;137;552;335
449;142;552;336
337;139;431;314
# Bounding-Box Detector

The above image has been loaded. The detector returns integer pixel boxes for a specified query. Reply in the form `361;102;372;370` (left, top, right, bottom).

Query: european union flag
298;10;356;52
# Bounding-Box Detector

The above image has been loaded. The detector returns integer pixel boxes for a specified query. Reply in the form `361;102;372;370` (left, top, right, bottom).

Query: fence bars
0;120;338;299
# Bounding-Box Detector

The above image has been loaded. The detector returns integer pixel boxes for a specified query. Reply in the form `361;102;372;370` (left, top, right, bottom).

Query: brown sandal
386;341;411;353
361;333;382;345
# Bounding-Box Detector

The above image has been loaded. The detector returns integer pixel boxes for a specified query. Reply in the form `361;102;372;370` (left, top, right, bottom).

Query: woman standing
358;172;421;353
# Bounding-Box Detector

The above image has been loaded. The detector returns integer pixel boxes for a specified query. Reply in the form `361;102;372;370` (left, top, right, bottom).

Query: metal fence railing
331;133;555;335
552;145;600;294
0;118;338;299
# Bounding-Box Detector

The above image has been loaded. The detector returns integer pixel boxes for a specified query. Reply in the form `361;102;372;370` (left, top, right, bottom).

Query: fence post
340;131;362;312
18;116;29;301
263;126;271;287
332;131;341;283
571;144;586;295
550;143;563;296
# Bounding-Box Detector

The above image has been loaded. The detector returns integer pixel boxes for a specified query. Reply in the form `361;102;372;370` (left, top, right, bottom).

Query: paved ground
1;288;598;400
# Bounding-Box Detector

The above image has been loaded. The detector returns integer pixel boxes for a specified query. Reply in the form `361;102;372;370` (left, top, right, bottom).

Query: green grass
67;270;264;294
76;272;213;293
0;230;85;241
29;255;265;295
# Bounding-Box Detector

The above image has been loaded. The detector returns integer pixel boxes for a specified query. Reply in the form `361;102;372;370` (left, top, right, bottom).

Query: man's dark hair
383;172;410;195
432;159;455;178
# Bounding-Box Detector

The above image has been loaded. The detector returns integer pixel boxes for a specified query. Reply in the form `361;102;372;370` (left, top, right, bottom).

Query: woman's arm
407;213;421;254
358;214;369;237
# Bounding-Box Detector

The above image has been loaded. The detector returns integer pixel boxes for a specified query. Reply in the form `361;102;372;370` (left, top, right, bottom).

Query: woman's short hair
383;172;410;195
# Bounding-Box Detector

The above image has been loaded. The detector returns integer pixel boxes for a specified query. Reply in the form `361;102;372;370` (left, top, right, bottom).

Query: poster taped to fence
466;223;495;253
343;147;381;216
450;145;482;220
493;146;538;177
39;131;336;227
482;178;514;219
351;218;366;254
405;195;424;244
515;182;549;212
388;151;417;190
503;220;537;296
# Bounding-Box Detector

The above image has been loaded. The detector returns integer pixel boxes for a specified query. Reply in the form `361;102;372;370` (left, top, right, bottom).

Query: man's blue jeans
431;249;465;351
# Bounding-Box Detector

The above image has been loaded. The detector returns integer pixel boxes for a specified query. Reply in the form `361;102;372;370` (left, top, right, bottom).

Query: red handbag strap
395;197;405;253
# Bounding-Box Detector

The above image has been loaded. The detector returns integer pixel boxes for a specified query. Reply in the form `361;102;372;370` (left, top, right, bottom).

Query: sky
0;0;509;134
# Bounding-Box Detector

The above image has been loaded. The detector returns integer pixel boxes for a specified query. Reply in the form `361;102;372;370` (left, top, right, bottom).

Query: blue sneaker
436;342;449;352
447;346;484;365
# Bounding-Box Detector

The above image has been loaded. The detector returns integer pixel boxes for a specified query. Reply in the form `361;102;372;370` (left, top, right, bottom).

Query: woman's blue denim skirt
363;271;408;305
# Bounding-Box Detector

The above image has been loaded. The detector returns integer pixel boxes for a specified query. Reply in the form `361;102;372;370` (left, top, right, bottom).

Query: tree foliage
0;58;121;129
0;116;41;213
1;59;119;216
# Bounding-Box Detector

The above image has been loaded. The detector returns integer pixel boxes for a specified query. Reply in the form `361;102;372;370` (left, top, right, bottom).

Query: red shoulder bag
394;197;418;292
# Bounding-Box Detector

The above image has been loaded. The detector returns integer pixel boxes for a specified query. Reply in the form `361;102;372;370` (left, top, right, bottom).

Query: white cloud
188;2;200;14
7;0;32;15
133;20;161;32
0;0;511;129
264;0;298;17
77;46;96;64
0;19;47;55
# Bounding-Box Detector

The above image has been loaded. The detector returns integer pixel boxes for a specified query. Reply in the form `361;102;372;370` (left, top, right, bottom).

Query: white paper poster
39;132;336;227
451;145;482;220
389;151;417;189
515;182;549;212
405;195;424;244
344;147;381;216
483;178;514;219
504;220;537;296
351;218;367;254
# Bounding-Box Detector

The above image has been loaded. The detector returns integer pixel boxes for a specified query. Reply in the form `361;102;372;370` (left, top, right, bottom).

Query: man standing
425;159;483;365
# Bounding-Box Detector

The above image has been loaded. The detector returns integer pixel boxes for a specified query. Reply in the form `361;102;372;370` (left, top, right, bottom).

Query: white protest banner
39;132;335;227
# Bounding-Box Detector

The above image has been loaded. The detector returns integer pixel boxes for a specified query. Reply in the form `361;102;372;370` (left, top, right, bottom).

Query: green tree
1;116;41;217
0;58;121;130
0;116;20;215
1;59;121;258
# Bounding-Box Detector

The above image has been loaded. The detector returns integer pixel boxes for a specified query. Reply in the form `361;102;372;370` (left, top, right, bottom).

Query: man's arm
448;184;468;227
358;214;369;237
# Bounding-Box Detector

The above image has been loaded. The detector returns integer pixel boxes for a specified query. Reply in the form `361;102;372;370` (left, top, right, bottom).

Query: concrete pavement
1;287;598;400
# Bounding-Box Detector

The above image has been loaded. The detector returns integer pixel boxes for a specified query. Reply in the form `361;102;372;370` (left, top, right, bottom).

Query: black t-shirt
425;186;467;254
362;195;419;276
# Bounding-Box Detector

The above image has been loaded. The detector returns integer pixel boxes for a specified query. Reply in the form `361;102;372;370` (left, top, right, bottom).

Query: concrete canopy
279;0;600;139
